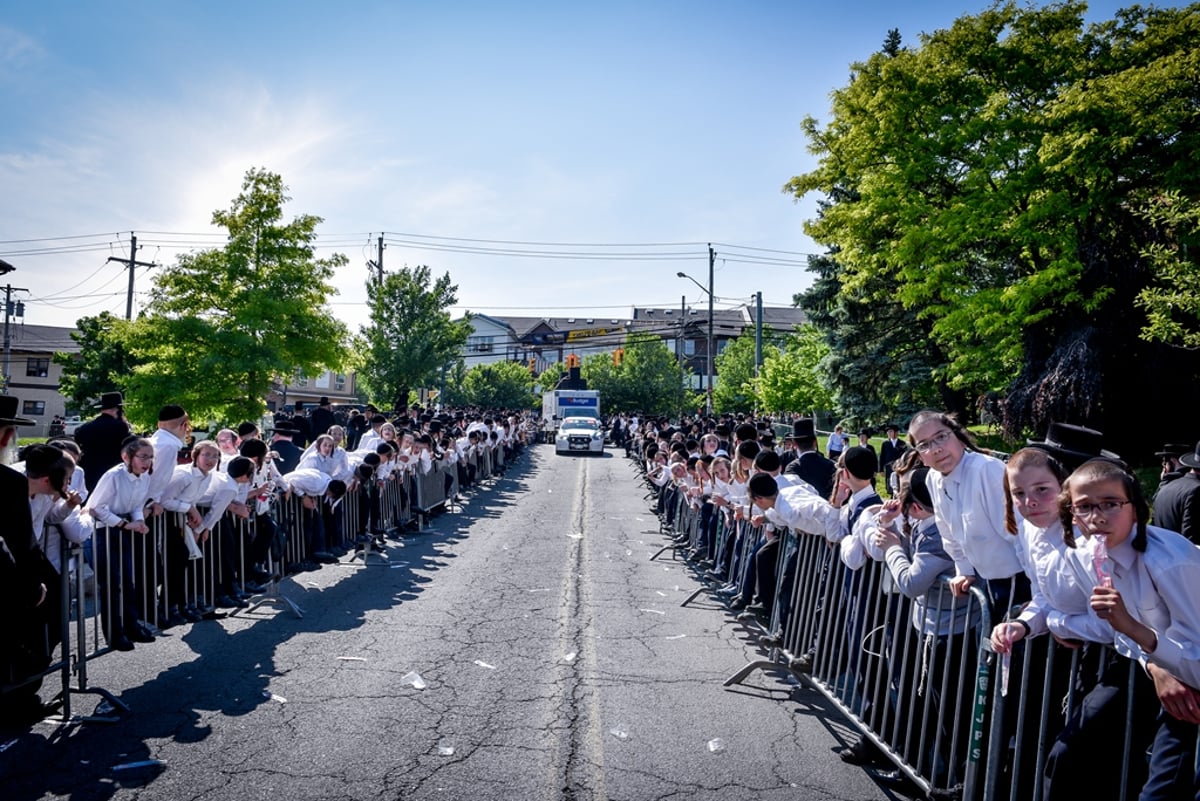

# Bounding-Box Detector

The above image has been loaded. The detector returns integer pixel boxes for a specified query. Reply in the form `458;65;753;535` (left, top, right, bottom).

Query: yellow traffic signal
613;347;625;366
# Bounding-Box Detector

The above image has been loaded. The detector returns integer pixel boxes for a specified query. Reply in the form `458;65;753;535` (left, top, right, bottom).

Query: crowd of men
0;391;537;727
629;411;1200;801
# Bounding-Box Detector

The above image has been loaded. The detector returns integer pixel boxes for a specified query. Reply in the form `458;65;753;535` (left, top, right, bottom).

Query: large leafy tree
359;265;471;411
711;332;759;414
581;332;699;415
53;312;142;411
127;168;349;426
756;325;835;417
787;3;1200;454
459;360;536;410
797;250;947;422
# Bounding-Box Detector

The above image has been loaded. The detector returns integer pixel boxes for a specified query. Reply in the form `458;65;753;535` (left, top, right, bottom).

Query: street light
677;244;715;415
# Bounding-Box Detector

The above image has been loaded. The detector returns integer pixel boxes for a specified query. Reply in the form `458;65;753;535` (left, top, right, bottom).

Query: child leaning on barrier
984;440;1156;801
1063;458;1200;801
869;461;973;785
908;410;1028;616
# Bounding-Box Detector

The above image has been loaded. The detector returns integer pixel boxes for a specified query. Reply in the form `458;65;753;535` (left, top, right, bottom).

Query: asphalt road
3;445;897;801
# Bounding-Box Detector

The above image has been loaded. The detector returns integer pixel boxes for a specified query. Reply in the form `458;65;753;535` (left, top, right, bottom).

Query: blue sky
0;1;1159;332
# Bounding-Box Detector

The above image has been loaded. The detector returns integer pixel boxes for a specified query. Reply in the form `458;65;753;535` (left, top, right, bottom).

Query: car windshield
563;419;597;430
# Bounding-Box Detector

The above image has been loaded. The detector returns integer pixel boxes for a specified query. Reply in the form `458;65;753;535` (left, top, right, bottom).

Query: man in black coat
72;391;131;493
1153;440;1200;545
879;424;908;498
309;397;336;440
0;396;52;725
783;418;837;499
270;424;304;475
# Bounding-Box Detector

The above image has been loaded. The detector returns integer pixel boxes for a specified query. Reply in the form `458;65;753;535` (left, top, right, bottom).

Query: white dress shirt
85;463;150;527
282;468;333;497
145;427;185;503
1075;525;1200;690
1014;519;1112;644
927;449;1023;579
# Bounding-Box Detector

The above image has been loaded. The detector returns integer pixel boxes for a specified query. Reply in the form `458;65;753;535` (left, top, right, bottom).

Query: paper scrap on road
112;759;165;771
0;739;17;753
263;692;287;703
708;738;726;753
565;533;583;539
656;591;667;597
666;634;687;640
563;652;577;663
528;587;551;593
402;671;427;690
609;727;630;740
473;660;496;670
338;656;367;662
437;745;455;756
625;550;633;556
639;608;666;615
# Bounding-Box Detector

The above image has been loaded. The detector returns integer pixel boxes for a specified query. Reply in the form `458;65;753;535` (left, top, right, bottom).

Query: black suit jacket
310;408;336;438
786;450;837;499
880;438;907;470
73;412;131;492
1152;471;1200;545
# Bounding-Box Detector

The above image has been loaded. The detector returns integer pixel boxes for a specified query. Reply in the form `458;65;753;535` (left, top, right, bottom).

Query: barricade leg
236;500;303;618
62;543;130;723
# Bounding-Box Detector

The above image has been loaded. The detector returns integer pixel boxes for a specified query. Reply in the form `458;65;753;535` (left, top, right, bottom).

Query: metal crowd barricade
649;485;692;561
412;463;449;531
725;528;995;800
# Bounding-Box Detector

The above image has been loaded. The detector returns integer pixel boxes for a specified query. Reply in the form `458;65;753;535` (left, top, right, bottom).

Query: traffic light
528;357;537;373
565;354;580;368
612;347;625;366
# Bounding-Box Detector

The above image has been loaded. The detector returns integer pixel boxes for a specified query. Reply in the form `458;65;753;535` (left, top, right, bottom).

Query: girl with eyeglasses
906;410;1028;616
1064;458;1200;801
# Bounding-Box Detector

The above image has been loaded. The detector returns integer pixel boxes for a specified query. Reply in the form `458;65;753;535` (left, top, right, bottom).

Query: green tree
711;332;759;414
796;250;947;422
359;265;471;411
124;168;349;427
787;2;1200;451
581;333;698;415
460;360;536;409
439;359;470;407
756;325;835;416
53;312;142;411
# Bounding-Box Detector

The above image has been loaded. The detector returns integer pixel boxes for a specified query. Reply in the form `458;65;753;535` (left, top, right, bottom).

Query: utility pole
367;234;385;284
706;244;715;417
755;291;763;376
3;282;29;395
679;295;686;422
106;232;156;320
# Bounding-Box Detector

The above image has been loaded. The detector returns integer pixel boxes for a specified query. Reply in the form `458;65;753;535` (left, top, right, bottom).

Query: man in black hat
1154;442;1193;494
783;418;837;499
72;390;131;493
310;397;336;440
1152;440;1200;545
289;402;312;449
0;396;52;724
270;423;304;475
879;424;908;498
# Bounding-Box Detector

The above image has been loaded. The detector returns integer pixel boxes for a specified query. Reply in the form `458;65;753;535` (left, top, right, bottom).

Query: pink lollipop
1093;534;1113;589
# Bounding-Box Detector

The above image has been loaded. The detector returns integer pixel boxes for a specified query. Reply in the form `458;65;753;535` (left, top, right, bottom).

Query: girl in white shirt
908;410;1026;615
1068;459;1200;801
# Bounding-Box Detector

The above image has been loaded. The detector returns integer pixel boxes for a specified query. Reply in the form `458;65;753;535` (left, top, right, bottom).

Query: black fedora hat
1179;441;1200;470
1155;443;1194;459
96;391;124;410
1027;422;1121;471
785;418;817;441
0;396;36;426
